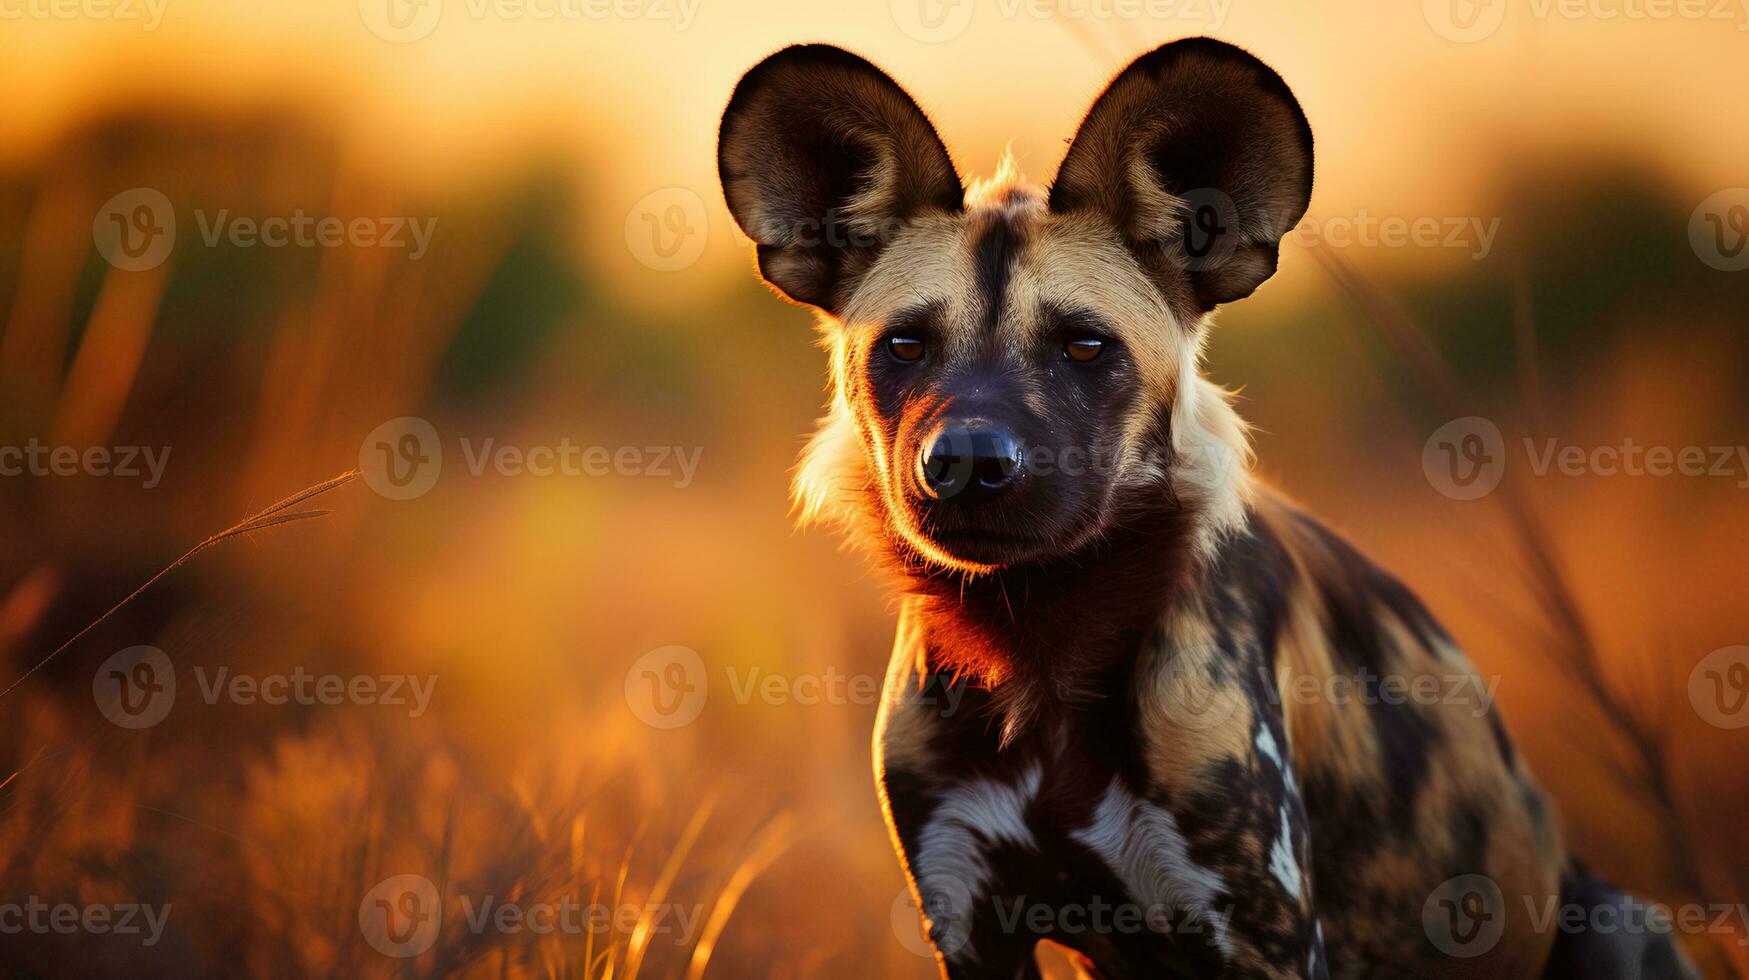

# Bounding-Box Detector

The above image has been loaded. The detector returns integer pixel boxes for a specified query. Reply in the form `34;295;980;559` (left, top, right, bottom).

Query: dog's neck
891;502;1207;743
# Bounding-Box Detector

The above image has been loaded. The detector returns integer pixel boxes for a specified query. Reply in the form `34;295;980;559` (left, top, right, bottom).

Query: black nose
919;422;1023;499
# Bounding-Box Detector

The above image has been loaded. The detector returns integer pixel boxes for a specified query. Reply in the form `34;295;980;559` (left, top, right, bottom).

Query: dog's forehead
844;176;1174;347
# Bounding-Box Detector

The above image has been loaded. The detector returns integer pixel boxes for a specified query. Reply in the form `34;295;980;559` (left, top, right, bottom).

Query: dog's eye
887;336;925;362
1064;339;1104;362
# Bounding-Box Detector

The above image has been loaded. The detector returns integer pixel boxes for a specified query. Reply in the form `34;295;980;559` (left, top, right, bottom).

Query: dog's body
873;491;1560;978
719;38;1697;978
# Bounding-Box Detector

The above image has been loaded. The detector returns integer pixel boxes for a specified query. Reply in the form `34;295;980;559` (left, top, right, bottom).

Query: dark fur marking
1368;696;1441;833
971;215;1021;332
880;768;942;861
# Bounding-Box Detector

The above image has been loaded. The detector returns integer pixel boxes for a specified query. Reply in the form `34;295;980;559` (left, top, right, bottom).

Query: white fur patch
1254;724;1282;768
1256;721;1299;795
1268;802;1302;899
1254;725;1306;901
1071;779;1234;957
913;765;1042;964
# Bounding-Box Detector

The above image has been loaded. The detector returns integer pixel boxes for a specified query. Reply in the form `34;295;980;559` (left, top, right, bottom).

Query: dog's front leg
874;631;1045;978
879;761;1046;979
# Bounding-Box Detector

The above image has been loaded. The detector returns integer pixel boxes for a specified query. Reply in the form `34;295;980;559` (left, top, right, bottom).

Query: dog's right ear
1049;38;1313;312
718;45;963;312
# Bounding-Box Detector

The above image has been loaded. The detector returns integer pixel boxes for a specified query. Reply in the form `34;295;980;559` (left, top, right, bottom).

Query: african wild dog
718;39;1699;979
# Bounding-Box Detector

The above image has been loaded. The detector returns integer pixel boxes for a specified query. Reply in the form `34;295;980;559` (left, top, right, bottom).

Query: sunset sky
6;0;1746;307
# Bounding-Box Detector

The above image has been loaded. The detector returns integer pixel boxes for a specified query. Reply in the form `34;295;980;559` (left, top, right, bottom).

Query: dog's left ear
1050;37;1313;311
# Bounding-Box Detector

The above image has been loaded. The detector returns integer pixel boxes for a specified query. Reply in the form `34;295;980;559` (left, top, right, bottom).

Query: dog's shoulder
1156;490;1567;972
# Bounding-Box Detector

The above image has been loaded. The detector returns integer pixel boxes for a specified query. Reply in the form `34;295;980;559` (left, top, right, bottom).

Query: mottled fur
719;38;1695;979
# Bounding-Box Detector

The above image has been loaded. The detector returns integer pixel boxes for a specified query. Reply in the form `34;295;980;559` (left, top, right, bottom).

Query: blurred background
1;0;1746;976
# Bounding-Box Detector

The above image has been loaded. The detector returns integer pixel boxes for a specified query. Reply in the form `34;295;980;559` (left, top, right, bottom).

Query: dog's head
719;39;1312;574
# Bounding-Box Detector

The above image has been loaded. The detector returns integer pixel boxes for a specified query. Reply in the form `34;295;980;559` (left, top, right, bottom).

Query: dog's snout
919;421;1024;500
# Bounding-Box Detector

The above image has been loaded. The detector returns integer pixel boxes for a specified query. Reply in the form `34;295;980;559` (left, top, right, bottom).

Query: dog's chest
904;730;1240;963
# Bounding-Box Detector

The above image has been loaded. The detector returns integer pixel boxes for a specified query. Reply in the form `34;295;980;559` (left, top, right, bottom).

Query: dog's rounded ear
719;45;963;311
1049;37;1313;311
